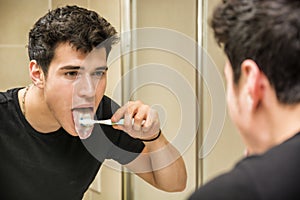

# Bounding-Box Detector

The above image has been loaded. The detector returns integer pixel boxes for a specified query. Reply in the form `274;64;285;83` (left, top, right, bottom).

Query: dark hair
211;0;300;104
28;5;119;75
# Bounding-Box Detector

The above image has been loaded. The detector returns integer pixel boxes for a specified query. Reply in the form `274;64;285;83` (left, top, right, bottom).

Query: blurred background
0;0;244;199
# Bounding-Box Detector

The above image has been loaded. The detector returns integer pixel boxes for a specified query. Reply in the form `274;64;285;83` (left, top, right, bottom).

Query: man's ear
240;59;264;111
29;60;45;88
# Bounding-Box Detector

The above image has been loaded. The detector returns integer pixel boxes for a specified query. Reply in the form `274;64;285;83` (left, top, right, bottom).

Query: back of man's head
211;0;300;104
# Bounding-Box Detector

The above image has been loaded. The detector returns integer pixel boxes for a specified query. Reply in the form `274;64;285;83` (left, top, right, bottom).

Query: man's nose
76;73;97;98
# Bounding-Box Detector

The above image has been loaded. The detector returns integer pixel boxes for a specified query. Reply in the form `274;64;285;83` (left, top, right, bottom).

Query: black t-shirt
0;88;145;200
189;132;300;200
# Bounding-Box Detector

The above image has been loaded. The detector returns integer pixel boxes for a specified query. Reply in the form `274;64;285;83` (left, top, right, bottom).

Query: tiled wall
0;0;48;90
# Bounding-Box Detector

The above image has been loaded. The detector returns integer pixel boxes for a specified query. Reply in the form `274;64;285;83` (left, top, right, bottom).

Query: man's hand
111;100;161;141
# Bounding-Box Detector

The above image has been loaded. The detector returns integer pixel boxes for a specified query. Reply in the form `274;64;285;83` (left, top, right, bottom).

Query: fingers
142;108;158;132
111;101;160;139
110;101;130;122
132;104;148;131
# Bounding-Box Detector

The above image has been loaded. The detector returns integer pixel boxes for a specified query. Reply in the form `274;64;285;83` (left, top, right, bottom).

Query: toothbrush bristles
79;118;94;127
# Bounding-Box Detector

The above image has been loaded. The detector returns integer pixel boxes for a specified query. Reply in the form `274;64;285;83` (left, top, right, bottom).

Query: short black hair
211;0;300;104
28;5;119;75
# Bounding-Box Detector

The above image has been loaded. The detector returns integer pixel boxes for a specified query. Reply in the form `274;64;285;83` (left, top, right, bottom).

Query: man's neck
246;103;300;155
18;85;61;133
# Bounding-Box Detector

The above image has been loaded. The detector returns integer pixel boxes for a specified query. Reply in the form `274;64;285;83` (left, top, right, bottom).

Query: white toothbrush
80;118;125;126
79;118;146;127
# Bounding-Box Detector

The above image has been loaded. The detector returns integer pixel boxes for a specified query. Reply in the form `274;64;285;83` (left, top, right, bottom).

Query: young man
189;0;300;199
0;5;186;199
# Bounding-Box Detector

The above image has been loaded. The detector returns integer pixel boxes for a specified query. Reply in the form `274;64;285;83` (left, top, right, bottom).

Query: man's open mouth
72;107;94;139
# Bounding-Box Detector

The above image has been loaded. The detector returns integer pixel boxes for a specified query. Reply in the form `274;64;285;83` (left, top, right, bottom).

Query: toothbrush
79;118;146;127
80;118;125;126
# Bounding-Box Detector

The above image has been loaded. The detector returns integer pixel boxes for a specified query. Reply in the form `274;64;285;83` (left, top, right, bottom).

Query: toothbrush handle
111;119;124;125
95;119;145;125
111;119;145;125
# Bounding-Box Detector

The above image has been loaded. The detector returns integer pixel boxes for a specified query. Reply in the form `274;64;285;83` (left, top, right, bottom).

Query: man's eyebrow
59;66;108;70
60;65;82;70
95;66;108;71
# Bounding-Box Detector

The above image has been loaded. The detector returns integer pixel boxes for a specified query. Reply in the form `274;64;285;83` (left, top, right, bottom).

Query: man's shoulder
239;133;300;170
0;88;19;104
190;142;300;200
189;163;258;200
101;95;119;108
96;95;120;118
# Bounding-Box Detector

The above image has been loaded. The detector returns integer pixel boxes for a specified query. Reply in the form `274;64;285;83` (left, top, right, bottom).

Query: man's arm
111;100;187;192
126;132;187;192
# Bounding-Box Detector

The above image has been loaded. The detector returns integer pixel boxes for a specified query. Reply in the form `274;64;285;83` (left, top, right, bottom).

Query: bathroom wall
201;0;245;184
129;0;197;199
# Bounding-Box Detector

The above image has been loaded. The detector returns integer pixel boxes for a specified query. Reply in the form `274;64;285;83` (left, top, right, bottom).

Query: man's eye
65;71;79;79
92;70;106;78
